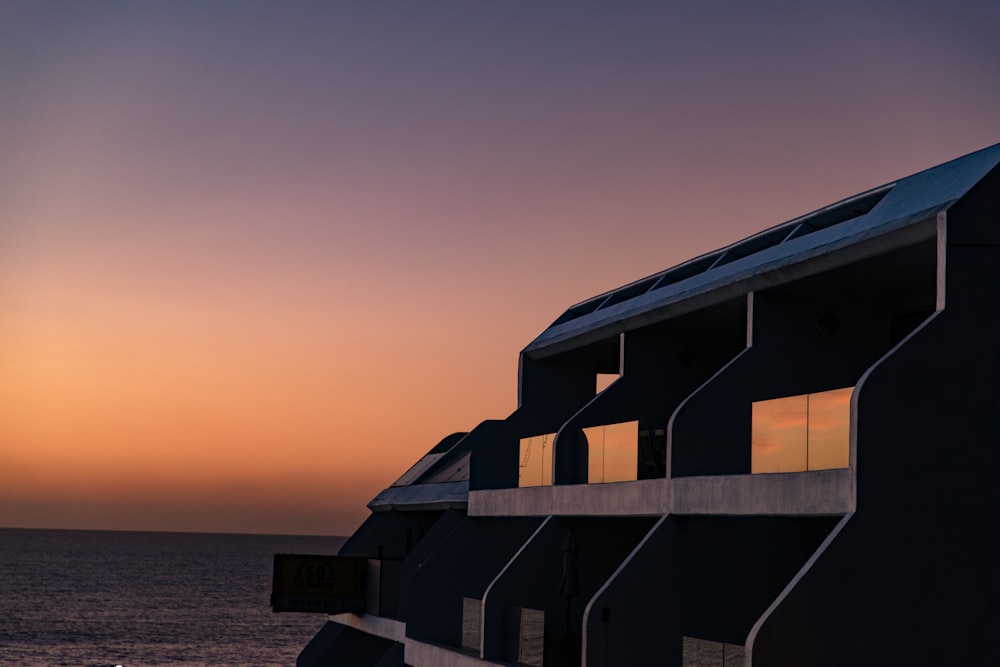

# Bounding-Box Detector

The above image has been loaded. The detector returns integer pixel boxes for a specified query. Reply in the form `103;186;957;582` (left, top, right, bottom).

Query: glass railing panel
518;433;556;487
806;386;852;470
751;394;808;473
584;425;606;483
603;420;639;482
585;421;639;483
751;387;852;473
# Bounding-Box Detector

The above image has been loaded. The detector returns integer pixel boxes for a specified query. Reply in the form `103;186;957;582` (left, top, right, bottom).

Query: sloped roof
525;142;1000;358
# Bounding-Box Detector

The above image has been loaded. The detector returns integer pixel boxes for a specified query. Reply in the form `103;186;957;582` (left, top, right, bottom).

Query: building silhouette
285;142;1000;666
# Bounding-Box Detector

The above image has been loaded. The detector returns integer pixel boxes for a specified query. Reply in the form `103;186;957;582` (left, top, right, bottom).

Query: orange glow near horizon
0;270;517;534
2;2;996;536
0;247;523;535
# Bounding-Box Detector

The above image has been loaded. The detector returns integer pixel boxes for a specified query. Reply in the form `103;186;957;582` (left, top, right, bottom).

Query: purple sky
1;1;998;535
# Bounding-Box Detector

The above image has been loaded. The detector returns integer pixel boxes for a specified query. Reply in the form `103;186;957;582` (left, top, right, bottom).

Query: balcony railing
518;433;556;487
584;420;639;483
751;387;852;473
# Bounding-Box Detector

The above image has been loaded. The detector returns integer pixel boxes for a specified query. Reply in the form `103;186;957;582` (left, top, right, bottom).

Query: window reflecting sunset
806;387;852;470
751;387;852;473
518;433;556;487
751;395;808;473
585;420;639;483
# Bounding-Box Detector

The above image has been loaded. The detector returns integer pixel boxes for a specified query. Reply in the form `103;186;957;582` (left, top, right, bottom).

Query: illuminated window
751;387;852;473
583;420;639;483
518;433;556;487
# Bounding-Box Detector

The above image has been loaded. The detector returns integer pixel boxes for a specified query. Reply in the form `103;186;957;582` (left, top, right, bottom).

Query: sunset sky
2;2;998;536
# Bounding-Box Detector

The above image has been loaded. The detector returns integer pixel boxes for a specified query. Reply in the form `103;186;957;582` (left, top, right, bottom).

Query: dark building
283;142;1000;666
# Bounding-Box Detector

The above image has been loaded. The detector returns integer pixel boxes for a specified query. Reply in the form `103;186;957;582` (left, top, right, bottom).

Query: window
518;433;556;487
751;387;852;473
583;420;639;483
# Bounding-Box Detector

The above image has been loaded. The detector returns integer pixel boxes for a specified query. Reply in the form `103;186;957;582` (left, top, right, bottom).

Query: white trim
619;331;626;375
936;211;947;312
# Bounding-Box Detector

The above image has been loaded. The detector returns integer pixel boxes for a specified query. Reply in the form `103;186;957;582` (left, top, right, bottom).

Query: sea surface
0;528;345;667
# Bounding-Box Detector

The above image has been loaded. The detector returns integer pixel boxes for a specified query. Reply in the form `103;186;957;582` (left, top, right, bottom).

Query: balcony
517;433;556;488
751;387;852;473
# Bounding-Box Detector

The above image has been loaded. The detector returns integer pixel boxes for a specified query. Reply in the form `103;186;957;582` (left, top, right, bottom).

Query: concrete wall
470;408;597;491
555;315;745;485
583;516;679;667
405;516;543;648
469;470;851;518
404;638;506;667
465;420;519;490
481;517;655;665
670;469;853;515
340;510;466;621
339;510;443;560
469;479;667;517
328;613;407;643
518;353;601;417
297;621;399;667
749;203;1000;664
672;515;840;647
577;514;836;667
671;288;905;477
946;163;1000;245
398;509;465;621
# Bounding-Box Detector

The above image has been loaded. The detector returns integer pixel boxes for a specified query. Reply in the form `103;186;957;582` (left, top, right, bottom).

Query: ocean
0;528;346;667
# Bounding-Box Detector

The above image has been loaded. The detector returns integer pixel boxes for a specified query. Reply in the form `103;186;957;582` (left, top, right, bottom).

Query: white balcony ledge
468;468;854;517
671;468;854;515
469;479;668;517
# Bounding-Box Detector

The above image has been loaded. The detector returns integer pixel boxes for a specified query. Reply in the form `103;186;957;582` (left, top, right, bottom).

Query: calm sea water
0;528;345;667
